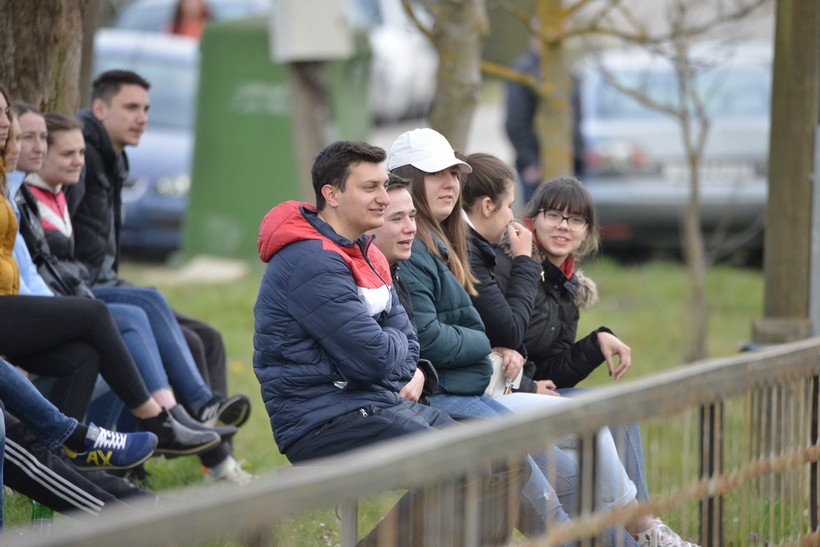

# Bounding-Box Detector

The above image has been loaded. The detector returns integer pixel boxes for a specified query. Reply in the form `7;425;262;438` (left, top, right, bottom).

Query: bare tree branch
480;59;536;87
554;0;769;45
403;0;436;42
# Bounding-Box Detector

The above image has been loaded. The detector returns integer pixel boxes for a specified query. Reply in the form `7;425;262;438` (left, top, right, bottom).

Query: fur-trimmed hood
498;231;598;310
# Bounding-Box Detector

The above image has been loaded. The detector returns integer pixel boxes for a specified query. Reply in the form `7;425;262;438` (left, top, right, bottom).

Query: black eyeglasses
538;209;589;230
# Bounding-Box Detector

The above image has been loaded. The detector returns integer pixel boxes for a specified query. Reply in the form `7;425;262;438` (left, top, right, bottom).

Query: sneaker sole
217;399;250;428
72;447;156;472
155;435;221;458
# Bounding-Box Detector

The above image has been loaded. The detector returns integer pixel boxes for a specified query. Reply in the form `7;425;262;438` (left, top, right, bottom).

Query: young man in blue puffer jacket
253;140;455;463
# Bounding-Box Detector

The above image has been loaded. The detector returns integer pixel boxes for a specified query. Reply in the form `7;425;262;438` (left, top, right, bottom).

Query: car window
592;64;771;121
94;55;198;130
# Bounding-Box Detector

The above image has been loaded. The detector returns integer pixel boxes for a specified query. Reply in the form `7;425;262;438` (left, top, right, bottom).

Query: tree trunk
0;0;88;114
535;0;574;180
755;0;819;337
683;161;708;362
427;0;488;151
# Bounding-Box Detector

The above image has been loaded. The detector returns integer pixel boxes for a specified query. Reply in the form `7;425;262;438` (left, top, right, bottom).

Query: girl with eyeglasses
463;158;692;544
510;177;632;391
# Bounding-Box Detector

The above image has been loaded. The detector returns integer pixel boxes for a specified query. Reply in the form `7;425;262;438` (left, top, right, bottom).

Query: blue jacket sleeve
378;285;420;389
287;252;409;386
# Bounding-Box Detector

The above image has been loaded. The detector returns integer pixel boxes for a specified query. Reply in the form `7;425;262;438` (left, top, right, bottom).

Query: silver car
577;43;772;260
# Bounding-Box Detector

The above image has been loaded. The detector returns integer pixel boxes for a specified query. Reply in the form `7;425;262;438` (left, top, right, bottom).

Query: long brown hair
461;153;516;210
0;84;12;197
391;163;478;295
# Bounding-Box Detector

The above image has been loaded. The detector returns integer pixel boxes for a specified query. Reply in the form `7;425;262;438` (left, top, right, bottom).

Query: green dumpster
182;16;371;260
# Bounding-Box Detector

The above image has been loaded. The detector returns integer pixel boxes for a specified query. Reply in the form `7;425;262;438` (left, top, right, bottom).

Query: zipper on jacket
359;236;389;289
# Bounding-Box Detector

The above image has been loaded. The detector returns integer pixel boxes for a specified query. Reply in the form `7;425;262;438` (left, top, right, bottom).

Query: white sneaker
204;456;253;485
635;519;699;547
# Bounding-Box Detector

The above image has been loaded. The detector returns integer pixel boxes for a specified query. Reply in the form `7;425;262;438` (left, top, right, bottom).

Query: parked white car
349;0;438;122
577;42;772;259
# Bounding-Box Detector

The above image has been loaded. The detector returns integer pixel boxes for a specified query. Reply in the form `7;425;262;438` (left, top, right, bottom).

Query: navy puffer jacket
253;202;418;455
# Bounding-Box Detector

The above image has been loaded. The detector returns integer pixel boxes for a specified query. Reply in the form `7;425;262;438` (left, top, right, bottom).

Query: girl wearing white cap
387;128;696;546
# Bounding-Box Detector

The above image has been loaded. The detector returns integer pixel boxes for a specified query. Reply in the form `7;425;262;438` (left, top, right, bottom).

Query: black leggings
0;295;152;419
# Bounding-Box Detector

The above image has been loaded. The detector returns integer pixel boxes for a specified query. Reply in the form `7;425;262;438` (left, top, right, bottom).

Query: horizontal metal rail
7;337;820;546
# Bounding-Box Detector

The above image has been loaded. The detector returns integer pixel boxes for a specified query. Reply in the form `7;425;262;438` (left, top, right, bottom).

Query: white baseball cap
387;128;472;174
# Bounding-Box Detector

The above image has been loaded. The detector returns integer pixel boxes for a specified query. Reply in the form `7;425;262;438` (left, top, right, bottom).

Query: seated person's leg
0;359;78;449
2;409;146;519
285;401;456;464
86;381;126;432
92;287;218;415
0;405;4;531
557;387;650;502
175;310;250;428
14;341;100;421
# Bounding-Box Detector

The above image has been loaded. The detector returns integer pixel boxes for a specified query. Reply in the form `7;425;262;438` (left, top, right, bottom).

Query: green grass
3;257;768;541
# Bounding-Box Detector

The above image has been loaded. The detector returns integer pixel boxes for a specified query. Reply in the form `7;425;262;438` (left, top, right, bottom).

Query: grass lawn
2;256;765;541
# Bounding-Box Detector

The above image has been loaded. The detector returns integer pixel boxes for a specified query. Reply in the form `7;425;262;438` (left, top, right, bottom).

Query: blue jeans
429;394;575;535
86;303;176;429
430;394;637;543
558;387;650;501
0;359;76;451
92;286;212;412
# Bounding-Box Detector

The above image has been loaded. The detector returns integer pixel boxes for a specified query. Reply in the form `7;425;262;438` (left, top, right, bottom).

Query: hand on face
506;221;533;257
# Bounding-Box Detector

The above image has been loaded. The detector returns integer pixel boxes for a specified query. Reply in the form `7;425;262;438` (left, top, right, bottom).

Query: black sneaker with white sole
139;409;221;458
196;394;251;428
169;404;237;441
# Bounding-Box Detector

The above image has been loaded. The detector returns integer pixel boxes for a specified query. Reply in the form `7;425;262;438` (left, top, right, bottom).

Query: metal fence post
699;402;724;546
812;375;819;532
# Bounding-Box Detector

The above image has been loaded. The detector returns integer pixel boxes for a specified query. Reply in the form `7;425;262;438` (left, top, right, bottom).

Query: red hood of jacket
257;201;320;263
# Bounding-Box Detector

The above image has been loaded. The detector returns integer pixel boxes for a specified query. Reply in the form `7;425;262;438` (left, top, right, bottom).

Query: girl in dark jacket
501;177;631;388
462;157;649;503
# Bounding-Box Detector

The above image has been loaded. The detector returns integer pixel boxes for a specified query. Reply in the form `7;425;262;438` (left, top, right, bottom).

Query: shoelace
92;428;128;451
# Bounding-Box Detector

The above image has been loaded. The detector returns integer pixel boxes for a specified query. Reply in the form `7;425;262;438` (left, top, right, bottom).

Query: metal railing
7;337;820;546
